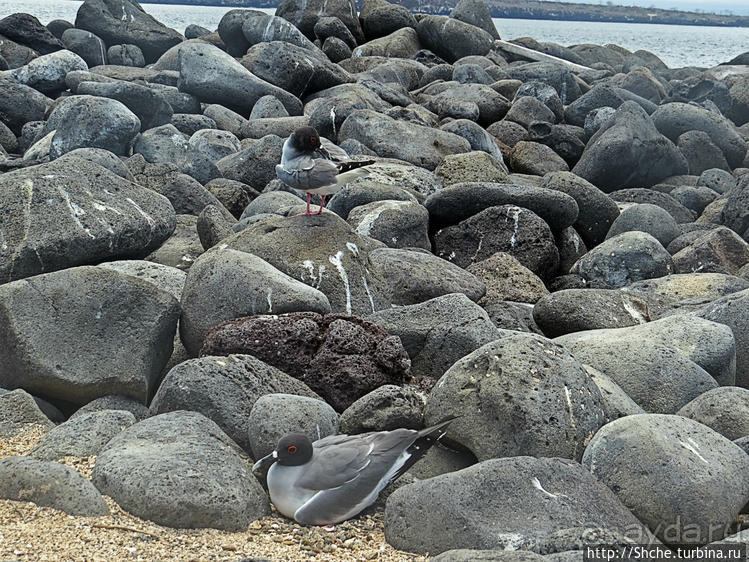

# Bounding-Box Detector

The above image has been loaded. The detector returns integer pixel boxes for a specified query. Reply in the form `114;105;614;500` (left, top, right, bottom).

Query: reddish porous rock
200;312;411;411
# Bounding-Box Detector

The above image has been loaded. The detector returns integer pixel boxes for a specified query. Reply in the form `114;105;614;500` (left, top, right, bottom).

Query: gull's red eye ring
287;445;298;454
310;136;318;144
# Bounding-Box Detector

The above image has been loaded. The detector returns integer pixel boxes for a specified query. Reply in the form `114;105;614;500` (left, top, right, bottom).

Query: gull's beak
252;450;277;476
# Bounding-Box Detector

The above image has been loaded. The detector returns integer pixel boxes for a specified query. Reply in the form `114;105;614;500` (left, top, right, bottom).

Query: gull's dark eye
287;445;297;454
309;136;318;144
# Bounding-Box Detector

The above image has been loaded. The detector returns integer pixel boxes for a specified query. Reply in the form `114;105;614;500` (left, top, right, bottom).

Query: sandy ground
0;424;426;561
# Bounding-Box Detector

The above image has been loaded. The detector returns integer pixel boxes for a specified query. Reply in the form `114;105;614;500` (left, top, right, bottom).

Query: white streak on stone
507;206;521;247
57;186;95;239
126;198;156;231
681;438;708;464
329;250;352;314
532;477;559;499
266;289;273;313
361;274;375;313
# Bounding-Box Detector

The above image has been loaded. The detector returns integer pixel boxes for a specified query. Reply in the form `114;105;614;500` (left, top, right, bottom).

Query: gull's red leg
317;194;326;215
305;192;312;215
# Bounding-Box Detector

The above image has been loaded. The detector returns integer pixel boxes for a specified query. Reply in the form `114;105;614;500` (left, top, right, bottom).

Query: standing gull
252;418;455;525
275;126;375;216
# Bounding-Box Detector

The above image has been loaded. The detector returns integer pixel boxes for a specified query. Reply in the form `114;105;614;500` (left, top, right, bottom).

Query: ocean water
1;0;748;68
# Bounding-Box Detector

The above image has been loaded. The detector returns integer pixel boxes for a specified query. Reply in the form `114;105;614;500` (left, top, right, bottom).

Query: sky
552;0;749;15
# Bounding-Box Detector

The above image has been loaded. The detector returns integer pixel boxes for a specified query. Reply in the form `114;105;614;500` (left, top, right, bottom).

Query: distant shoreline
121;0;749;28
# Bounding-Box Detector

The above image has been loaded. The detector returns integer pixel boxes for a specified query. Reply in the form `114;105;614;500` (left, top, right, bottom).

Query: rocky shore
1;0;749;559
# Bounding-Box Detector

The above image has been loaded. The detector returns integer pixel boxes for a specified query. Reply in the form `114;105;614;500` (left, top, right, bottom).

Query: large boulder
241;41;351;98
177;42;302;117
424;181;578;232
0;456;109;516
0;78;50;135
652;102;748;169
241;12;316;51
385;456;655;555
339;109;470;170
555;314;736;388
92;411;270;530
179;247;331;356
276;0;364;43
76;80;174;131
0;13;64;55
539;172;620;248
0;389;55;437
247;393;338;459
450;0;500;40
570;232;673;288
0;158;175;284
583;414;749;545
563;339;718;414
218;212;391;316
75;0;184;63
415;15;493;63
424;332;606;462
200;312;411;412
61;28;107;67
0;266;179;405
676;387;749;441
434;205;560;278
3;50;87;96
30;410;136;461
149;354;321;453
368;248;486;306
45;95;141;158
572;102;688;192
533;289;654;337
368;293;499;380
697;288;749;389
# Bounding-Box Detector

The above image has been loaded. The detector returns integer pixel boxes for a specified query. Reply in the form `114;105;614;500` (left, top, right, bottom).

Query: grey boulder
368;293;499;380
572;102;687;192
76;79;174;131
434;204;560;278
0;456;109;516
556;314;736;388
347;200;430;250
0;266;179;405
570;231;673;288
3;49;87;95
339;109;470;170
0;389;55;437
0;158;175;283
339;384;424;434
75;0;183;63
415;15;493;63
248;393;338;459
564;339;718;414
92;411;269;530
676;386;749;441
652;102;748;169
423;333;606;462
369;247;486;306
47;95;141;158
149;354;320;453
219;212;391;316
697;289;749;388
424;181;578;232
30;410;136;461
179;247;331;356
177;42;301;117
583;414;749;545
385;456;655;555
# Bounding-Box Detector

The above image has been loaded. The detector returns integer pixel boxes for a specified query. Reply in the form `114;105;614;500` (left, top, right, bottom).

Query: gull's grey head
289;126;322;152
252;432;314;475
